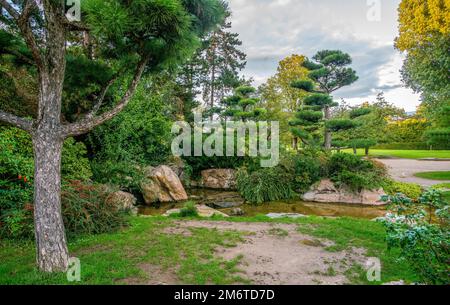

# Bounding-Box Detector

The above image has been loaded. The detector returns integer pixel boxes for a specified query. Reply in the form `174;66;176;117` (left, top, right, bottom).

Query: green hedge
374;142;449;150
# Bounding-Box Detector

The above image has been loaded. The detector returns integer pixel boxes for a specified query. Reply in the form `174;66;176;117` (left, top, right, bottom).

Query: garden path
376;159;450;187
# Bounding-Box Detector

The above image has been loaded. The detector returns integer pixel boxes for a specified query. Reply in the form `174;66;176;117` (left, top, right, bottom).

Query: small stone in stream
209;201;243;209
266;213;306;219
230;208;245;216
163;204;229;218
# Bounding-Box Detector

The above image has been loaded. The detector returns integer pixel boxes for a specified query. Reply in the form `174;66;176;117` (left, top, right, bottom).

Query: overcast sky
228;0;422;111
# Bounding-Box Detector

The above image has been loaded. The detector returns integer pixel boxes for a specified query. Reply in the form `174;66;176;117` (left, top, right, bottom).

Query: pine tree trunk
324;106;332;150
292;137;298;151
32;131;69;272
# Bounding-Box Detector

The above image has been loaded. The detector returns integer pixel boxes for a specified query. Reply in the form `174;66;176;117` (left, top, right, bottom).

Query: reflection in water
138;189;387;220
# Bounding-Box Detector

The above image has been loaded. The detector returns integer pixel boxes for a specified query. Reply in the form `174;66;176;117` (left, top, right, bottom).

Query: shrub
236;167;296;204
280;150;327;193
0;203;34;239
374;142;431;150
87;83;172;180
179;202;199;217
0;127;93;239
184;155;250;178
62;137;93;181
381;180;422;200
90;160;146;192
381;189;449;284
61;181;129;238
328;153;386;191
0;128;34;239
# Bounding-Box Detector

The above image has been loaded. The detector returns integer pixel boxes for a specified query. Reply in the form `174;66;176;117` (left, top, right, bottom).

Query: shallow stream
138;189;387;219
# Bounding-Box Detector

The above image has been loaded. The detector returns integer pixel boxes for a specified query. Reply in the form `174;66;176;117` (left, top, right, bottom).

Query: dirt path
376;159;450;187
161;221;367;285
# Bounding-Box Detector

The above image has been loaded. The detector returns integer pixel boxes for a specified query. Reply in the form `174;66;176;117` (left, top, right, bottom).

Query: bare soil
143;220;368;285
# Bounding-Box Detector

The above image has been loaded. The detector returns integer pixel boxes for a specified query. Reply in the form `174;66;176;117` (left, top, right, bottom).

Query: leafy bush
87;82;172;186
62;138;93;181
280;150;327;193
328;152;386;191
179;202;199;217
0;128;34;238
0;127;94;239
381;189;449;284
374;142;430;150
90;160;146;192
381;179;422;200
184;155;253;178
236;167;296;204
61;181;129;238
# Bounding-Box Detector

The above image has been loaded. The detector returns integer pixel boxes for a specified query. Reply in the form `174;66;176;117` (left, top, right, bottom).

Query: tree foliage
396;0;450;146
290;50;358;149
258;55;310;147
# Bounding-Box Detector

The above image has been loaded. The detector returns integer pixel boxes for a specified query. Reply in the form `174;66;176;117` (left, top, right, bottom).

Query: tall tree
0;0;225;272
200;9;247;111
302;50;358;149
396;0;450;146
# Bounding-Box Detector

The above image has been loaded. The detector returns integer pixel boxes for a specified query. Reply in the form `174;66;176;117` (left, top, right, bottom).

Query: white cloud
228;0;421;111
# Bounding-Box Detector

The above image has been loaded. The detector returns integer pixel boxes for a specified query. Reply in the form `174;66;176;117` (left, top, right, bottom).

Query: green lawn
342;149;450;160
0;215;419;285
0;217;246;285
433;183;450;188
414;171;450;181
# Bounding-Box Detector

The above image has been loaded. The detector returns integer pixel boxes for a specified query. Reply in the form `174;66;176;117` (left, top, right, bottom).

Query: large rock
163;204;229;218
302;179;387;206
167;157;189;186
200;169;237;190
106;191;138;215
141;165;188;204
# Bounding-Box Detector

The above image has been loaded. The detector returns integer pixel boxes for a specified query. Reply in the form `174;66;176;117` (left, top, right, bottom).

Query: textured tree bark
32;130;69;272
0;1;149;273
324;105;332;150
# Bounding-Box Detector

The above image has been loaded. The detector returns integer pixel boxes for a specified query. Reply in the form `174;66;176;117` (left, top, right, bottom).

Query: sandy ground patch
161;221;367;285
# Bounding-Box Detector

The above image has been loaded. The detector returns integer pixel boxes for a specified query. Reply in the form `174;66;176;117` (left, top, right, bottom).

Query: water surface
138;189;387;219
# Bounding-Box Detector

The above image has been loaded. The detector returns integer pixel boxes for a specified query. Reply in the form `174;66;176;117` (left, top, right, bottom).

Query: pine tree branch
0;110;34;131
1;0;45;70
0;0;19;19
62;55;150;137
83;77;118;120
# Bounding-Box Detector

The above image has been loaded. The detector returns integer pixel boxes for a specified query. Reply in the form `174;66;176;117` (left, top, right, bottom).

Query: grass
342;149;450;160
433;183;450;189
0;217;247;285
414;171;450;181
0;215;420;285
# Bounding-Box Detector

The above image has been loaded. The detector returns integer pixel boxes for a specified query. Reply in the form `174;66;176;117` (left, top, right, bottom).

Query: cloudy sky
228;0;421;111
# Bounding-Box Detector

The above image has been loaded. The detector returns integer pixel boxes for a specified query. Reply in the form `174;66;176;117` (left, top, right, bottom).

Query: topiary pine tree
302;50;358;149
331;106;377;155
219;85;266;121
289;80;356;147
